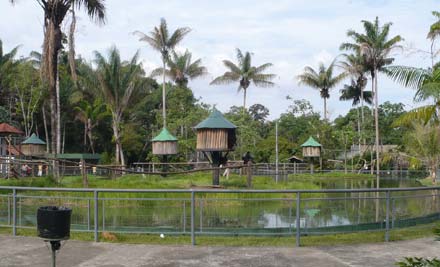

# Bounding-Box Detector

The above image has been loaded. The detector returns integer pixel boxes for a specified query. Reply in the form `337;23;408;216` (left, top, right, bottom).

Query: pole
51;247;56;267
87;199;91;231
94;191;99;242
296;193;301;247
385;190;390;242
191;191;196;246
275;121;279;183
12;189;16;236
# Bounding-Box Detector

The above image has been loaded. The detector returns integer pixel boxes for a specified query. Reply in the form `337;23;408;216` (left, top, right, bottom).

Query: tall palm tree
340;78;373;150
73;99;108;154
0;39;19;95
134;18;191;128
297;60;345;121
151;50;207;88
11;0;105;179
94;47;145;166
387;66;440;124
427;11;440;67
211;48;275;110
340;17;403;181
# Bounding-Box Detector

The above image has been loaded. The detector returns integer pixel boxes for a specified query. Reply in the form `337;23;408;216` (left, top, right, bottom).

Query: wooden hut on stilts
152;128;178;174
301;136;322;174
195;109;237;185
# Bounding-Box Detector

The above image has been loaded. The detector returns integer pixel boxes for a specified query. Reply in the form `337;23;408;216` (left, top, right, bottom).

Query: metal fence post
296;192;301;247
288;199;293;235
102;200;105;231
199;198;203;233
94;191;99;242
191;191;195;246
7;195;10;225
385;190;390;242
87;199;91;231
12;189;16;236
182;200;186;233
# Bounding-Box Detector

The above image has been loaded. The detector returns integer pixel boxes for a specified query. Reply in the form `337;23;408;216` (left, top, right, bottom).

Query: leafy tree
427;11;440;67
211;48;275;110
297;60;345;120
94;47;147;166
0;39;19;104
340;16;403;180
134;18;191;127
151;50;207;88
249;103;269;122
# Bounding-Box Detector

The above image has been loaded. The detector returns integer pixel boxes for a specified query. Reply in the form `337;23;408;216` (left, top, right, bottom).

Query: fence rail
0;185;439;246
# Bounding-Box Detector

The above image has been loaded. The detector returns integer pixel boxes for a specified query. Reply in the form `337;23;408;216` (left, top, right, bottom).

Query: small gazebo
151;128;178;175
21;133;46;156
152;128;178;155
195;109;237;185
301;136;322;173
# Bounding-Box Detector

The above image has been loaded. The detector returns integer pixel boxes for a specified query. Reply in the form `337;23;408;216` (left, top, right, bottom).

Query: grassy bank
1;223;437;247
0;171;374;190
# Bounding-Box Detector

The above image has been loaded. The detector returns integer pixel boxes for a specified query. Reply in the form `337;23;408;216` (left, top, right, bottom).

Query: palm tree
151;50;207;88
11;0;105;180
134;18;191;128
94;47;145;166
340;16;403;181
0;39;19;104
427;11;440;67
340;78;373;150
297;60;345;121
73;99;108;154
211;48;275;110
387;66;440;124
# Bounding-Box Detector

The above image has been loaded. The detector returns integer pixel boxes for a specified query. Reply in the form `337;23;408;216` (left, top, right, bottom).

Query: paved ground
0;236;439;267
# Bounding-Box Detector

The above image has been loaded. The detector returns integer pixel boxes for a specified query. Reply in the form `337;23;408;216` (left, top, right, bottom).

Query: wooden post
247;161;252;188
81;159;88;187
211;151;221;186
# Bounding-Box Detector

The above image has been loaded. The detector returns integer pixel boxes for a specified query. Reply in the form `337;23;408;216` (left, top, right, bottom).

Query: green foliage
397;257;440;267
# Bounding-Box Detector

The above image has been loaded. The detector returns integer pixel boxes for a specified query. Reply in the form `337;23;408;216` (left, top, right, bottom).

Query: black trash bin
37;206;72;240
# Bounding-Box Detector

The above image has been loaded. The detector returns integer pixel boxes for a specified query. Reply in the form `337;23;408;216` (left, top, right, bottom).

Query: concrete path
0;235;439;267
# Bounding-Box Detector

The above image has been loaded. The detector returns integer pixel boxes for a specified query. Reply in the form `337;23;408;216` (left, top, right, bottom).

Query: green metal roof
152;128;178;142
22;133;46;145
300;136;322;147
194;108;237;129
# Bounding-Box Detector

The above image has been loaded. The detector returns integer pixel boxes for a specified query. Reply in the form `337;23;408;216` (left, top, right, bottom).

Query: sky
0;0;438;120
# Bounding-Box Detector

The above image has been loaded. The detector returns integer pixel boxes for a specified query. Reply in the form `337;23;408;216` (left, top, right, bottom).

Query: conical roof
22;133;46;145
195;108;237;129
151;128;177;142
301;136;322;147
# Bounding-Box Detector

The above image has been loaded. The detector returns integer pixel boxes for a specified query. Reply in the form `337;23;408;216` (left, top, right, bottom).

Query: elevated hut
0;123;24;156
152;128;178;155
21;133;46;156
301;136;322;173
195;109;237;185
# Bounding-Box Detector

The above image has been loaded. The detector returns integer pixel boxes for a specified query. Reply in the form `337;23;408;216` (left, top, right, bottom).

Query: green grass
417;177;438;187
1;223;437;247
289;172;375;181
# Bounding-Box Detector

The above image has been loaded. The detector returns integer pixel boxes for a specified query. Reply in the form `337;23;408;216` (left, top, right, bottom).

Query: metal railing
0;186;439;246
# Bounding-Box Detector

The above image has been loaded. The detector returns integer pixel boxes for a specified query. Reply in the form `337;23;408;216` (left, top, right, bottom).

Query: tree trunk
112;118;120;165
374;71;380;187
243;88;247;110
323;97;327;121
83;122;87;152
162;60;166;128
42;105;49;153
56;59;61;154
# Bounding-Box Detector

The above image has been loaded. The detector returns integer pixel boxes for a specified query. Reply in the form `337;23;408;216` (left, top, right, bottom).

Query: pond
1;177;439;236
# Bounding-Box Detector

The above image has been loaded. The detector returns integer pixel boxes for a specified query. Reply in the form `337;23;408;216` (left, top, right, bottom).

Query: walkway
0;235;439;266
